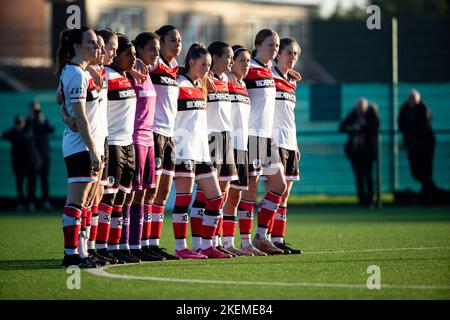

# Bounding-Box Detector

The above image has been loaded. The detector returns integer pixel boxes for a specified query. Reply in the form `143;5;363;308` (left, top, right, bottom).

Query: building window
169;12;223;60
97;7;144;39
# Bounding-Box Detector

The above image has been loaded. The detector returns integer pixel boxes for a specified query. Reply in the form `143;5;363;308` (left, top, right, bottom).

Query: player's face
277;43;299;70
257;35;279;62
118;46;136;72
161;29;182;58
81;30;99;62
138;38;160;66
95;36;106;65
190;53;211;80
215;46;234;73
105;37;118;65
232;50;250;79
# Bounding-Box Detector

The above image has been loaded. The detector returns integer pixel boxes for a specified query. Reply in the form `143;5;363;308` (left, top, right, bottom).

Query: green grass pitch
1;207;449;300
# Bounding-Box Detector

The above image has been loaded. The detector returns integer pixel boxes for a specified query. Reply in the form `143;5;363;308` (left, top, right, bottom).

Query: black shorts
280;148;300;181
208;131;238;181
104;144;135;194
174;160;216;181
154;132;176;176
261;147;300;181
100;138;109;186
230;149;249;190
247;136;282;177
64;151;97;184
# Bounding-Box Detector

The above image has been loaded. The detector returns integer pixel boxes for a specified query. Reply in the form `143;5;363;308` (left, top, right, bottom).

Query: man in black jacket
2;115;43;211
398;90;437;202
339;98;380;207
26;101;55;211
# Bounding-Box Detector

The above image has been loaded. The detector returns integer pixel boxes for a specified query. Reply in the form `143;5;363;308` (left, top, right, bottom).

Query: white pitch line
305;246;450;254
87;246;450;290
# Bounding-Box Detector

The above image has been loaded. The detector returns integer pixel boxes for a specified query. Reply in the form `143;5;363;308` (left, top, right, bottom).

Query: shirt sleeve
68;71;88;104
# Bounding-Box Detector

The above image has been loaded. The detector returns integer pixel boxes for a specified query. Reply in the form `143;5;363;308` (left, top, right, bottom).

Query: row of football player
56;25;302;268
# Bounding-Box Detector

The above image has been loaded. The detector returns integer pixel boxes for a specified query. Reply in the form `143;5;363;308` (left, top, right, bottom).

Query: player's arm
129;58;148;84
71;102;101;171
288;69;302;82
86;65;103;88
60;104;77;132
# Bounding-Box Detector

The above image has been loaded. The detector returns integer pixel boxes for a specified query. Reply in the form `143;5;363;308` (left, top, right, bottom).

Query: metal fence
1;83;449;202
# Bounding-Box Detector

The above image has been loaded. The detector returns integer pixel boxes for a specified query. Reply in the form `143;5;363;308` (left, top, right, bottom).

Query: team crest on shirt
155;157;162;169
253;159;261;169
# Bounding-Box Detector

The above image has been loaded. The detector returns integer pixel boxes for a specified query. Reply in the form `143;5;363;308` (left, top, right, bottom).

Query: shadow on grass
0;259;62;270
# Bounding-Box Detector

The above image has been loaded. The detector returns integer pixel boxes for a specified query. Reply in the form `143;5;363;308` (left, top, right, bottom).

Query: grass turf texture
0;207;449;300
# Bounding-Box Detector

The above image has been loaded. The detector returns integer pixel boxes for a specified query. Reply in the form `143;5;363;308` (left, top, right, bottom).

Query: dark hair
115;34;134;56
55;27;90;79
14;115;25;125
207;41;230;67
98;28;117;44
251;29;278;58
231;45;249;60
280;37;300;53
133;32;159;59
275;37;301;63
155;25;178;42
183;43;210;98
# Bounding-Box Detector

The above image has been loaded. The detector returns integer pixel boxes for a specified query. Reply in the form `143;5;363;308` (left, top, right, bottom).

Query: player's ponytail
183;43;210;99
55;30;71;79
55;27;90;79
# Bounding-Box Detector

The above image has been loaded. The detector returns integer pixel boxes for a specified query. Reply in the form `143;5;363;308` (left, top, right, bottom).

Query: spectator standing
2;115;42;211
26;101;55;211
339;98;380;207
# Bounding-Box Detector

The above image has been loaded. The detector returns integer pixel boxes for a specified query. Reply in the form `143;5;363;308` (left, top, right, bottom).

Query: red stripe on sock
99;203;113;215
258;208;275;228
152;205;164;214
89;224;98;242
175;194;192;207
239;217;253;234
201;225;216;239
63;225;80;249
194;190;207;204
150;205;164;239
215;216;223;237
272;219;286;237
86;209;92;226
81;208;87;230
272;208;287;237
63;206;82;218
205;196;224;211
108;225;122;245
265;190;283;204
190;217;203;237
223;220;237;237
238;200;254;212
173;222;188;239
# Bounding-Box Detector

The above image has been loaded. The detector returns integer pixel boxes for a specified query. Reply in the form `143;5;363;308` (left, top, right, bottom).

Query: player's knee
145;188;156;201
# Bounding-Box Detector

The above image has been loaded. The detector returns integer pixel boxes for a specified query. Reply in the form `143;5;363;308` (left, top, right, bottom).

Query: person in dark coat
26;101;55;211
2;115;43;211
398;90;437;202
339;98;380;207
